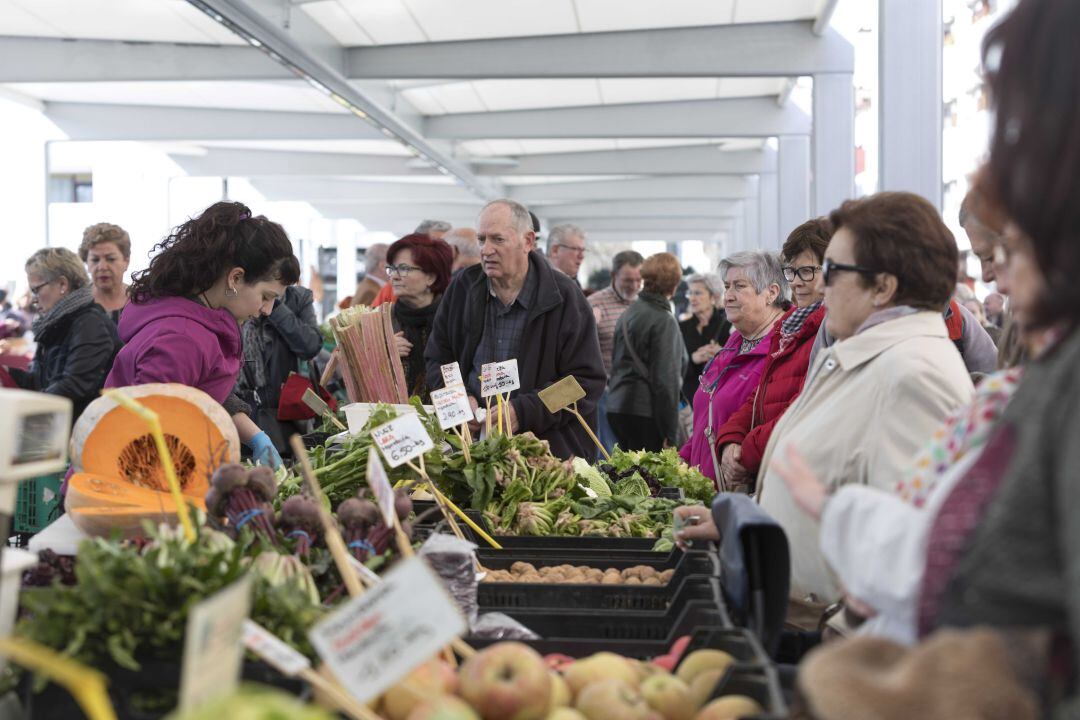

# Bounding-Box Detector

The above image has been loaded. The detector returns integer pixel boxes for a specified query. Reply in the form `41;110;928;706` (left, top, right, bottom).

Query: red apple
459;642;553;720
575;679;656;720
383;659;458;720
407;696;481;720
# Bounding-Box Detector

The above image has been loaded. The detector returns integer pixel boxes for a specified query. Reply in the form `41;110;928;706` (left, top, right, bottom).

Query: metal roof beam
477;146;776;176
171;147;428;176
345;22;854;79
252;177;479;203
426;98;811;139
527;199;744;218
511;176;752;204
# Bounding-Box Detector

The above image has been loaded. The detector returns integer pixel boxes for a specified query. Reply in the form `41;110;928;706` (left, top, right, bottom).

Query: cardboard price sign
367;451;396;526
243;620;311;678
538;375;587;414
371;413;434;468
179;575;252;711
440;362;464;387
309;556;467;705
480;359;520;398
430;385;474;430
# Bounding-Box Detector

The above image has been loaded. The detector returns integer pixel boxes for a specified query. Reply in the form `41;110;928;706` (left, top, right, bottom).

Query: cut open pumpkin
66;384;240;537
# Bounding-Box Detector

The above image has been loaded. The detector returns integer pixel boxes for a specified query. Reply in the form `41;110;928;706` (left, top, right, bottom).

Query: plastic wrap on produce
469;612;540;640
419;532;479;625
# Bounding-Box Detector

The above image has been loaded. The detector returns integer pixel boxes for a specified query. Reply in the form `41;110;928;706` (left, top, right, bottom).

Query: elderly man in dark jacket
425;199;606;460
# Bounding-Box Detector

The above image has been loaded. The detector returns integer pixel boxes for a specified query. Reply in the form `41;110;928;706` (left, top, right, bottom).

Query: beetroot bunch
205;463;278;546
335;488;414;562
278;495;322;557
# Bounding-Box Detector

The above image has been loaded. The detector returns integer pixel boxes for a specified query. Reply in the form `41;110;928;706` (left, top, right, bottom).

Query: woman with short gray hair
679;250;789;487
13;247;119;421
679;272;731;403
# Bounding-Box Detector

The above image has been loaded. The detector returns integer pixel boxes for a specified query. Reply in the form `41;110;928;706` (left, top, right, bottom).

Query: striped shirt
467;267;537;398
588;286;633;377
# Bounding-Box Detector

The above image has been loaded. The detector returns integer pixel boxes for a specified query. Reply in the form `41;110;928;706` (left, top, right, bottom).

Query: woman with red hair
387;233;453;402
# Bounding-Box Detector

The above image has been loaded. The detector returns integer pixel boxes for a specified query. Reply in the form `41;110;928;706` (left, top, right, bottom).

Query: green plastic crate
14;472;64;534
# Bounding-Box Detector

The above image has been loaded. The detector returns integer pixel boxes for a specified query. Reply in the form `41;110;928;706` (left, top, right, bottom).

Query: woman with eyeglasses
678;250;790;486
713;217;833;490
755;192;973;629
386;233;453;403
11;247;119;421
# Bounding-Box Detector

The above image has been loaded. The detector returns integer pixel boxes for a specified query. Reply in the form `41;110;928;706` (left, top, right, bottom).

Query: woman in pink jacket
679;250;790;489
105;201;300;467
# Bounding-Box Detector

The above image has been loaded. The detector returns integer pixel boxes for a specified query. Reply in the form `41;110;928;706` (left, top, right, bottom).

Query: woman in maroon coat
715;218;833;489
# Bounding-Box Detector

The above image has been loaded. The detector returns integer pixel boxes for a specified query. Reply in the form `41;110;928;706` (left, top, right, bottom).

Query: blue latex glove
247;431;283;469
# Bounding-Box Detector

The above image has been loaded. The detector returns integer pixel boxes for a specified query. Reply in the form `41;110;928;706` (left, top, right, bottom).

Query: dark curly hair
130;202;300;302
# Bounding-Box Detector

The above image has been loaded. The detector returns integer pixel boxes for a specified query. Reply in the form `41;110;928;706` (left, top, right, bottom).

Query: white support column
744;175;760;249
812;73;855;215
879;0;943;210
778;135;812;234
759;172;780;251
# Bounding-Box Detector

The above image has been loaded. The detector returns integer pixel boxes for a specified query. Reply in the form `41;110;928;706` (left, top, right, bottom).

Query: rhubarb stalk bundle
330;304;409;403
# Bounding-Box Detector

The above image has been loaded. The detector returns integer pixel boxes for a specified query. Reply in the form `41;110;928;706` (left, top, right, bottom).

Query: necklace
737;310;783;354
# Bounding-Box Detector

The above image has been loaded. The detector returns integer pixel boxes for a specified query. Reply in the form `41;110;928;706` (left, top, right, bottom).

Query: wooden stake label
430;385;474;430
440;362;464;387
480;359;520;398
243;620;311;678
309;556;467;704
367;451;396;526
179;576;252;711
538;375;587;414
371;413;435;468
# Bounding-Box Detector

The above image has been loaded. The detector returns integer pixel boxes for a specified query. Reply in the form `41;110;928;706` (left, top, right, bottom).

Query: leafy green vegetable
166;684;334;720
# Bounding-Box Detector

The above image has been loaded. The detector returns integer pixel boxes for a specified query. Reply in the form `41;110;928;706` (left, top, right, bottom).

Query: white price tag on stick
430;385;474;431
367;451;396;526
440;362;464;387
309;556;467;705
243;620;311;678
179;575;252;712
480;359;521;398
371;413;435;468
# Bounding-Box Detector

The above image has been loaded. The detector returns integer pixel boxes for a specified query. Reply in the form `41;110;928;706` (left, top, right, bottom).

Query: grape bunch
22;549;77;587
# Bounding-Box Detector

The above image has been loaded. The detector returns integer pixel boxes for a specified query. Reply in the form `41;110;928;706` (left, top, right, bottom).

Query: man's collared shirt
587;286;632;377
468;266;538;397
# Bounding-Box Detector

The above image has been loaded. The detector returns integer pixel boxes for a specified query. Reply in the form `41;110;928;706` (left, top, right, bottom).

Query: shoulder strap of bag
621;319;650;380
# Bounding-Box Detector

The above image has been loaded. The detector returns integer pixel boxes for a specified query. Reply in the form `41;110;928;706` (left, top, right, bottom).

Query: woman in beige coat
756;192;975;628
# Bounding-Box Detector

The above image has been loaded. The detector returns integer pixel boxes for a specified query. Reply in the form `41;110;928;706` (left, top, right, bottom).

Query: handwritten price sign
480;359;521;398
440;362;464;387
367;451;396;526
371;413;434;468
430;385;474;430
309;556;467;704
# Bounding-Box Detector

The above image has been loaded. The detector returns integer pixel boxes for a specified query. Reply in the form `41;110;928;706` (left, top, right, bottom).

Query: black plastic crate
477;551;719;611
657;486;686;500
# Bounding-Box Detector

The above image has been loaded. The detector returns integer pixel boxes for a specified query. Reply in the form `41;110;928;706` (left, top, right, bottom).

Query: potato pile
482;561;675;585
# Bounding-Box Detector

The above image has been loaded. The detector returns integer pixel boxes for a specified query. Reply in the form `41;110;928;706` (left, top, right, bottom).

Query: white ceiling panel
398;86;447;115
517;139;618;154
409;82;489;114
472;79;602;112
10;81;349;114
717;138;767;151
199;140;414;155
598;78;719;105
405;0;579;41
458;140;526;156
336;0;428;44
0;0;247;44
299;1;373;46
574;0;736;33
732;0;825;24
613;139;717;150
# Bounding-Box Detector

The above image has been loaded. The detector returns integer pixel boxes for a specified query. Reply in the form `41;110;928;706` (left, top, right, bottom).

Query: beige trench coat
755;311;975;627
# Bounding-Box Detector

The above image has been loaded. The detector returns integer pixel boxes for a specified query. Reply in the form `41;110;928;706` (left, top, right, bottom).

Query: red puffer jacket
714;302;826;474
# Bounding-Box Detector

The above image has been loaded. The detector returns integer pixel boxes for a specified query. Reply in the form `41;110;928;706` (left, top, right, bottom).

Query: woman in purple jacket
105;201;300;467
679;250;790;490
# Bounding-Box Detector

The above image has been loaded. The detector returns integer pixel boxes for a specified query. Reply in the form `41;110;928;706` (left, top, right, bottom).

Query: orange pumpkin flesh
66;384;239;537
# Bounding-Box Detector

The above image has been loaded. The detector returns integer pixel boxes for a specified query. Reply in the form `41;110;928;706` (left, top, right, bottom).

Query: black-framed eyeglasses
782;265;822;282
385;263;423;277
822;259;881;286
29;280;54;297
